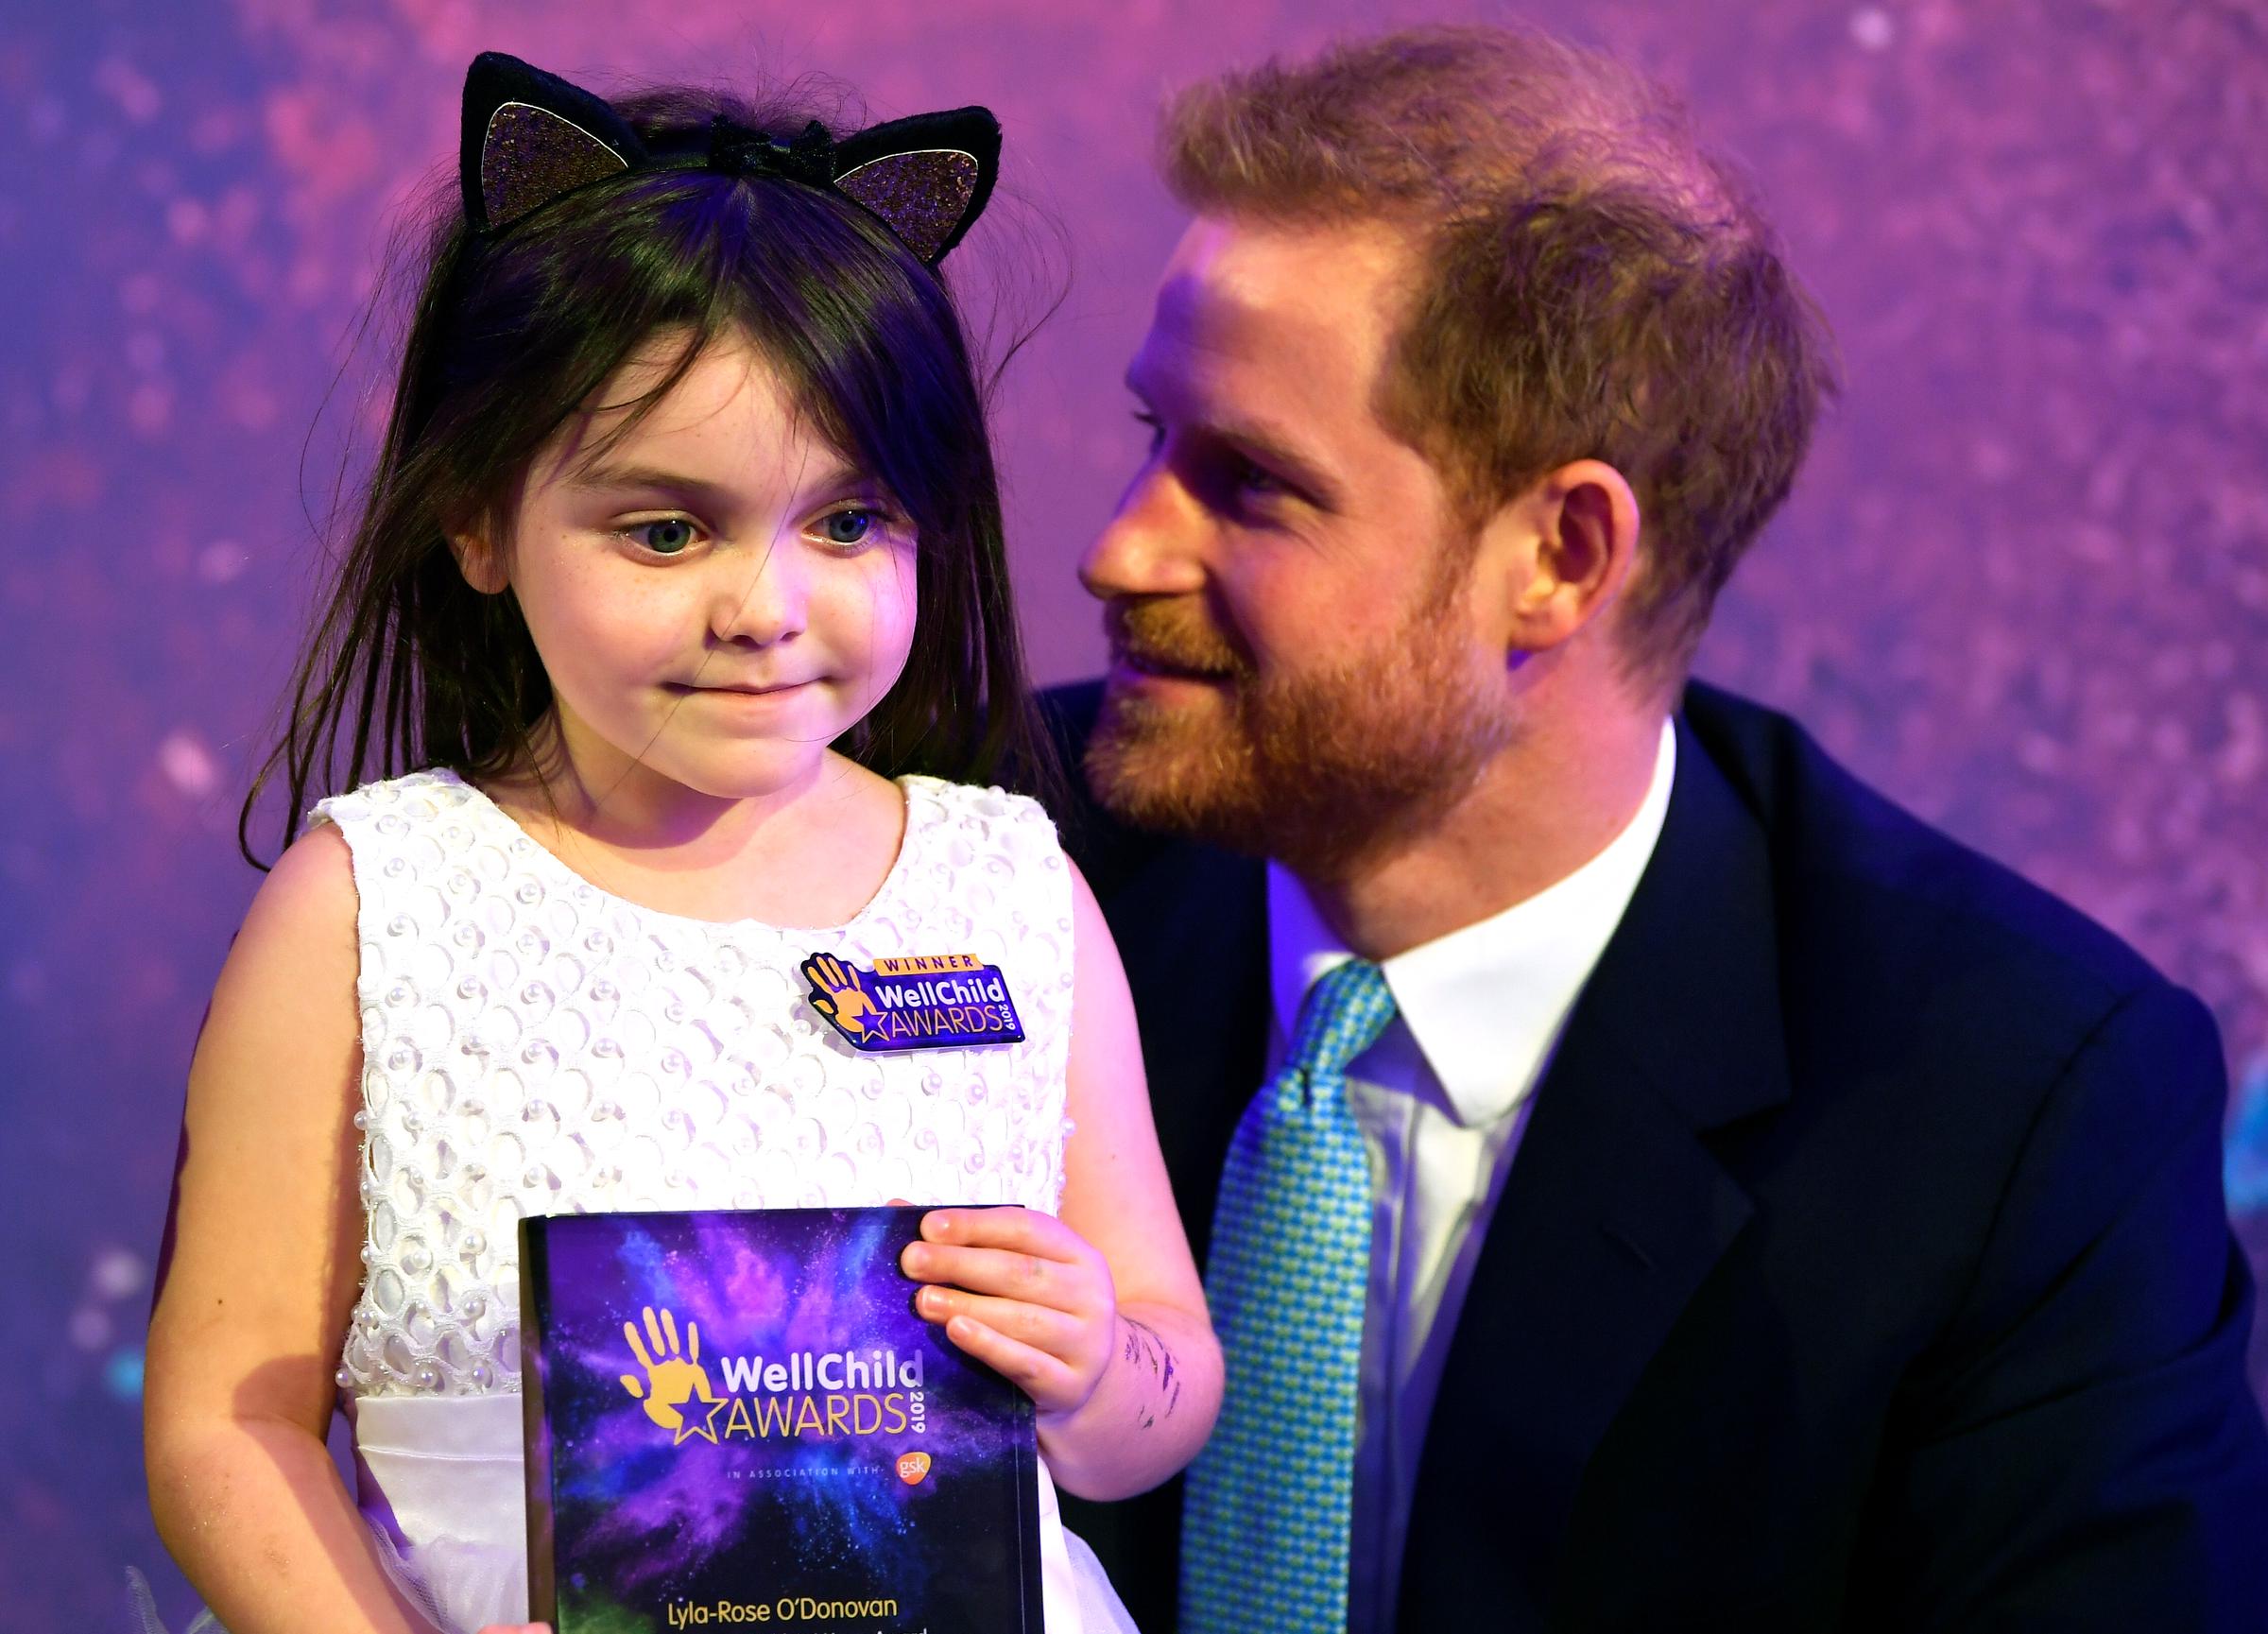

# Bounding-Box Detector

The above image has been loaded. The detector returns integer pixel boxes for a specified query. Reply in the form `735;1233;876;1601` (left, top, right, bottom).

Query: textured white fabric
1264;718;1677;1633
308;766;1104;1633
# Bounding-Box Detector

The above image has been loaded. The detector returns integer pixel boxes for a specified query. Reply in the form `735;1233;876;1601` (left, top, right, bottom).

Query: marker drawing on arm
1121;1315;1181;1429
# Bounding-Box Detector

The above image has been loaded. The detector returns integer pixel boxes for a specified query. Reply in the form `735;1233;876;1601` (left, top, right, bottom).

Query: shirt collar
1267;718;1678;1127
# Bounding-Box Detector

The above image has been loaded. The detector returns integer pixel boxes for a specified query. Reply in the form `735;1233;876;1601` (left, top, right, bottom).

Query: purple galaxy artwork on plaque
521;1206;1040;1633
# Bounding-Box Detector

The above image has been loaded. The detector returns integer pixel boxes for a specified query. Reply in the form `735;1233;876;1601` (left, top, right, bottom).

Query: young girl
142;53;1218;1634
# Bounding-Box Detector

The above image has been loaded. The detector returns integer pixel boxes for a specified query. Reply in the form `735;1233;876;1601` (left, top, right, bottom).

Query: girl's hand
900;1208;1117;1421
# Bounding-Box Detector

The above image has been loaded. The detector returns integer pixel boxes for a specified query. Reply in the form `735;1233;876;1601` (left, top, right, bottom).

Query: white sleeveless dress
306;767;1130;1634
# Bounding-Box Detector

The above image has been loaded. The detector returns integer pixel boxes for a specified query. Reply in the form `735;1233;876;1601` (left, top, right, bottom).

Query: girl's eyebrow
565;460;875;507
565;462;736;506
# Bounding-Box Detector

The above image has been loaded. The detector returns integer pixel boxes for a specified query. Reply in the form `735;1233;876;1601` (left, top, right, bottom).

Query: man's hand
900;1208;1118;1422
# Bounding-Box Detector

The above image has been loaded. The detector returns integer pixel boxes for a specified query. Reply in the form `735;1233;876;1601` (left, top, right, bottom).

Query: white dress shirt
1263;721;1676;1632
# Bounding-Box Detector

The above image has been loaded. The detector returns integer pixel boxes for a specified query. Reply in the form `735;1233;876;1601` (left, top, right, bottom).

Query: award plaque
519;1207;1044;1633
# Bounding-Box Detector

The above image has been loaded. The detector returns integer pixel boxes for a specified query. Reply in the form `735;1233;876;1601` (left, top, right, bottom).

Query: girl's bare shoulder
247;822;358;939
207;824;361;1033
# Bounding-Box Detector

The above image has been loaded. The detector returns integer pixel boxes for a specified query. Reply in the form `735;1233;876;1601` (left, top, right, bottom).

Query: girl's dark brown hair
241;84;1053;865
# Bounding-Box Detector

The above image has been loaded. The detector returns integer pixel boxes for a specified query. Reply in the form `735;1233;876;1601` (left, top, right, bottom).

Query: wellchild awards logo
523;1212;1047;1634
800;952;1023;1052
618;1304;932;1472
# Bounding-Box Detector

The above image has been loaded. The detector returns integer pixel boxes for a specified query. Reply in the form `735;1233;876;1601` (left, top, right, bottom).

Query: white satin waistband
354;1391;525;1548
352;1391;528;1634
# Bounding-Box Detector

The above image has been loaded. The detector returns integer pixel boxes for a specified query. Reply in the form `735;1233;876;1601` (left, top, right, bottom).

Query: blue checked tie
1181;957;1397;1634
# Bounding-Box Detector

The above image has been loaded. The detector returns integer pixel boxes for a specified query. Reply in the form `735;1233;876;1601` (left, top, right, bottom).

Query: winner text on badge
801;952;1025;1053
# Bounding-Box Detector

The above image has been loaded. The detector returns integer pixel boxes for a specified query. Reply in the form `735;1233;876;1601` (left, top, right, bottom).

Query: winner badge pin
520;1208;1044;1633
800;952;1025;1053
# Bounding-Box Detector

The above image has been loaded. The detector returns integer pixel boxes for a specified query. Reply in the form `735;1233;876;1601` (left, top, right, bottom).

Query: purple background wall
4;0;2264;1624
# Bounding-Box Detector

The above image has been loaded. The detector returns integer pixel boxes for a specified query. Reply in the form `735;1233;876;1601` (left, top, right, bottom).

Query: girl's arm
901;860;1223;1500
144;827;440;1634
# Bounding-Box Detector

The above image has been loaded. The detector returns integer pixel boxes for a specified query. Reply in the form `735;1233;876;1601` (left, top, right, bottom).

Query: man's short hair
1160;24;1839;692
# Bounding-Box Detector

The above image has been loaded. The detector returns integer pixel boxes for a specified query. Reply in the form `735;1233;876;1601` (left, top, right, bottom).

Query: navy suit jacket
1046;679;2268;1631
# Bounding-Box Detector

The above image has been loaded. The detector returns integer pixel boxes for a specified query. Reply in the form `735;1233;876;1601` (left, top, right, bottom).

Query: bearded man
1046;24;2268;1633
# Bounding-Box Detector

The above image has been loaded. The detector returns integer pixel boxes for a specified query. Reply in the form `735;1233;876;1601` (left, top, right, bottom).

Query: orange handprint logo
619;1305;722;1445
802;953;878;1039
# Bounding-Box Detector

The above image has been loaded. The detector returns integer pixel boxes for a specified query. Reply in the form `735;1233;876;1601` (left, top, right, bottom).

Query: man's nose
710;539;807;645
1078;464;1208;603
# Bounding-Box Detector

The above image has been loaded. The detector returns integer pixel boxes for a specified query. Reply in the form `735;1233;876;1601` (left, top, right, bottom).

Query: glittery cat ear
460;52;644;234
831;108;1002;267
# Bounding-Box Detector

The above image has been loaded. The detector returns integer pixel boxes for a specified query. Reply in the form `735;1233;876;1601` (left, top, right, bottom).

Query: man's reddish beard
1085;579;1510;876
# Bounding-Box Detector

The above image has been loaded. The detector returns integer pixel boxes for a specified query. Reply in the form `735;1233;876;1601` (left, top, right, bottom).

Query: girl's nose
708;539;808;646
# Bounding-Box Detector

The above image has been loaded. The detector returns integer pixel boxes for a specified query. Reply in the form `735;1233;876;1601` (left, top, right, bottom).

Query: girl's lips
668;679;815;697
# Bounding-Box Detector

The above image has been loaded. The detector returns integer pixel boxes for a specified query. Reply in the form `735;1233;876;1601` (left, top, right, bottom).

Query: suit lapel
1401;714;1792;1624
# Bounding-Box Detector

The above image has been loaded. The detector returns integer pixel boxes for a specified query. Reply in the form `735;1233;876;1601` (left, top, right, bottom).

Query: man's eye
819;508;876;546
631;518;698;555
1232;458;1283;496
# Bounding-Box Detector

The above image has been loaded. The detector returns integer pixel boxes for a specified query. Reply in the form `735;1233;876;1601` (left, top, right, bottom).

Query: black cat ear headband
459;51;1000;267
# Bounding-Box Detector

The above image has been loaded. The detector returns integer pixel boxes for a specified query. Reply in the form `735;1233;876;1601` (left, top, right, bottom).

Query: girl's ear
449;531;509;595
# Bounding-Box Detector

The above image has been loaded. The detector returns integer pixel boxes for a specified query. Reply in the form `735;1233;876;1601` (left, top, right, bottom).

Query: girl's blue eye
634;518;697;555
821;508;875;546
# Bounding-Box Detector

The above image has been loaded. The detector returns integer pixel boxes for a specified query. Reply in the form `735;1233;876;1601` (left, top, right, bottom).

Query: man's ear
1481;459;1641;653
448;530;509;595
